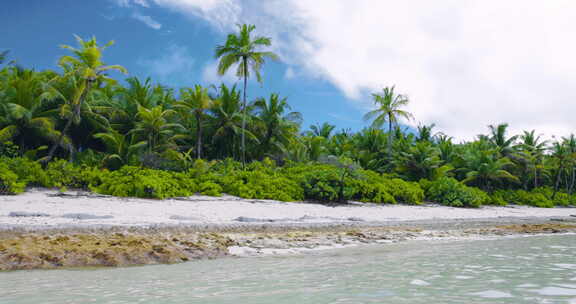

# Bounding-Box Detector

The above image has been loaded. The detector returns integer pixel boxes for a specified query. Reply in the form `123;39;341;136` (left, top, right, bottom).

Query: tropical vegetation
1;25;576;208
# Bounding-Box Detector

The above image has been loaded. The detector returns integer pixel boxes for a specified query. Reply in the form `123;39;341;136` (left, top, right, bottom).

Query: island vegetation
1;24;576;209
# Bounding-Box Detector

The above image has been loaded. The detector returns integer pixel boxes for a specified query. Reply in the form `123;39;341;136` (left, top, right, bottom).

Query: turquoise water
1;234;576;303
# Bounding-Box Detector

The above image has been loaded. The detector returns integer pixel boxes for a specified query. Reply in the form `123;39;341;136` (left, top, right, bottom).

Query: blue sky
1;0;365;133
3;0;576;140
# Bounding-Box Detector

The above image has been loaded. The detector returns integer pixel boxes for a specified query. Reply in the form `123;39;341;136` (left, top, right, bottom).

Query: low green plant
425;177;486;208
0;163;25;194
94;166;195;199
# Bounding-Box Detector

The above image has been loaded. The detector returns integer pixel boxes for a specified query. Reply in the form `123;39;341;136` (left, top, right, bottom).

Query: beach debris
8;211;50;217
61;213;114;220
169;215;203;221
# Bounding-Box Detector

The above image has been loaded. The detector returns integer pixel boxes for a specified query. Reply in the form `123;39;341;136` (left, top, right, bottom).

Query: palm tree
252;93;302;159
363;86;414;158
208;84;256;159
487;123;518;157
45;35;127;162
416;123;436;142
215;24;279;164
458;148;519;191
93;129;144;168
176;85;212;159
516;130;548;189
0;50;10;65
0;67;62;150
309;122;336;138
131;105;182;153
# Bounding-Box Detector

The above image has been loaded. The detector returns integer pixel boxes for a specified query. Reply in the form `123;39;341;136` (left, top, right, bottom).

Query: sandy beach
1;189;576;271
1;188;575;229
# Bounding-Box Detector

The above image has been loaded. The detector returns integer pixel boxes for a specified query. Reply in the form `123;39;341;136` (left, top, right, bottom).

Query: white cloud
132;12;162;29
125;0;576;140
137;44;195;85
133;0;150;7
149;0;241;30
111;0;149;8
201;60;239;86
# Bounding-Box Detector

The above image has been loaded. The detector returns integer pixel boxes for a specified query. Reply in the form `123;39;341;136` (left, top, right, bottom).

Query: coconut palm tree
45;35;127;162
308;122;336;138
215;24;278;164
131;105;182;153
458;148;518;191
252;93;302;159
208;84;257;159
0;67;62;151
176;85;213;159
363;86;414;158
487;123;518;157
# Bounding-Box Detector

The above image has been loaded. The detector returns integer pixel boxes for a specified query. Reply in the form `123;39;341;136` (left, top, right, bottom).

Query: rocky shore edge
1;217;575;271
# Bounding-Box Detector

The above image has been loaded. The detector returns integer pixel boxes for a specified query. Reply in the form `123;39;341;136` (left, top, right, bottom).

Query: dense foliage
2;27;576;208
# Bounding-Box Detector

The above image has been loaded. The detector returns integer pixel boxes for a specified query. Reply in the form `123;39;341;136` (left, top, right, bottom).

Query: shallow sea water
1;234;576;303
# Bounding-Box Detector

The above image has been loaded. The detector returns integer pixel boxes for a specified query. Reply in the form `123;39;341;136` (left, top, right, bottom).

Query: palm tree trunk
195;112;202;159
45;80;92;163
568;167;575;195
241;57;248;165
553;166;563;199
387;114;393;159
45;116;74;163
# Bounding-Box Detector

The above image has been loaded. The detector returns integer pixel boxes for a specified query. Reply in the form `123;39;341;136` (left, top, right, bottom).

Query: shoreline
1;189;576;271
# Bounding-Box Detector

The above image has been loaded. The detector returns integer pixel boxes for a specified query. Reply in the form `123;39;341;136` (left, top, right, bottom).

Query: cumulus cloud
137;44;195;85
120;0;576;140
132;12;162;29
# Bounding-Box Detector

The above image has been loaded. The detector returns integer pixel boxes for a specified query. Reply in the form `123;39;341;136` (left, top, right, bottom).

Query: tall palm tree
215;24;278;164
363;86;414;158
45;35;127;162
176;85;212;159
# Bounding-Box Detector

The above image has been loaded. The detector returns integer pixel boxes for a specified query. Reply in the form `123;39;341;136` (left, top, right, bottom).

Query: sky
2;0;576;141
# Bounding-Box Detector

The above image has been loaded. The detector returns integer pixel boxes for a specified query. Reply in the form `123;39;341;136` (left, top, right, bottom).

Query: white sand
0;189;575;229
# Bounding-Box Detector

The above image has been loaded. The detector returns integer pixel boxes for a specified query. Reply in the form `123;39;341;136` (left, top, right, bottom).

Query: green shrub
426;177;486;208
218;170;303;201
2;157;48;186
488;192;507;206
0;163;25;195
284;164;349;202
0;141;20;158
381;178;424;205
45;160;100;190
494;188;556;208
198;181;222;197
95;166;194;199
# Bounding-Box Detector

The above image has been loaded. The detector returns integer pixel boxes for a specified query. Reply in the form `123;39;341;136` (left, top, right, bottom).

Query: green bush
2;157;48;186
425;177;486;208
197;181;222;197
218;170;303;201
0;163;25;195
45;160;102;190
284;164;350;202
494;188;558;208
94;166;195;199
